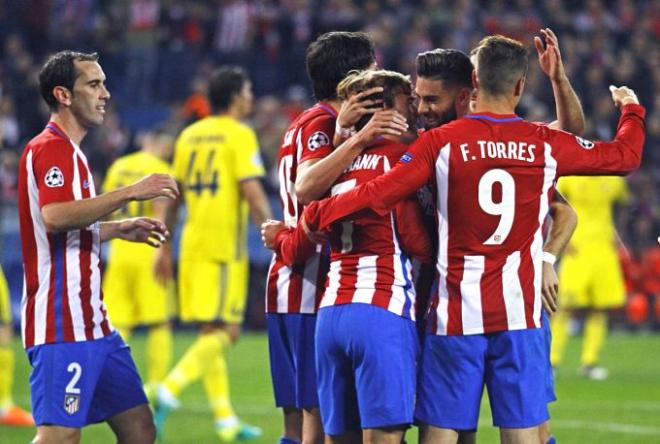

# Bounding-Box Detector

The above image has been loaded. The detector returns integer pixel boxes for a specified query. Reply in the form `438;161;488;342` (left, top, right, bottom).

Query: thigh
485;328;549;428
103;259;135;327
592;247;626;309
415;334;487;431
219;259;249;325
106;403;155;443
135;259;169;325
178;260;221;322
35;425;81;444
558;252;592;309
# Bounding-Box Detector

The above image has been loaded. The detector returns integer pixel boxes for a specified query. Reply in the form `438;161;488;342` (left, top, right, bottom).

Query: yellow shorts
558;245;626;309
0;266;10;324
178;259;248;324
103;256;171;327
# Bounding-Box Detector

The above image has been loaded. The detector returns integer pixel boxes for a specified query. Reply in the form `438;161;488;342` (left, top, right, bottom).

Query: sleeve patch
44;166;65;187
307;131;330;151
575;136;594;150
400;152;414;163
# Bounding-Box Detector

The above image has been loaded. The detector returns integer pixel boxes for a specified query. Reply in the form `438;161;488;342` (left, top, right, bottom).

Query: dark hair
337;69;412;131
208;66;249;112
415;49;473;89
39;51;99;111
473;35;528;96
305;31;376;101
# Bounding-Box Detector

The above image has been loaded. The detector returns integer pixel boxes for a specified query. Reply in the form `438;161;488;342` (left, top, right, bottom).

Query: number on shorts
478;169;516;245
65;362;82;394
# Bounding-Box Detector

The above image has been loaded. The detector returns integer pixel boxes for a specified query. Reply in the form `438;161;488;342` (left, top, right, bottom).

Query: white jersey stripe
300;253;321;313
502;251;526;328
321;260;341;307
353;256;377;304
20;276;27;348
25;150;50;346
434;144;450;334
275;261;291;312
460;255;485;334
89;226;104;338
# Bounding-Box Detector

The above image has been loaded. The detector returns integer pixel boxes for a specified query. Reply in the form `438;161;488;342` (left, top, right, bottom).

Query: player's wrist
335;121;356;139
542;251;557;266
620;97;639;107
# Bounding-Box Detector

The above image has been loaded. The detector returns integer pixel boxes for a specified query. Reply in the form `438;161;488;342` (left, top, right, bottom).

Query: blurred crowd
0;0;658;323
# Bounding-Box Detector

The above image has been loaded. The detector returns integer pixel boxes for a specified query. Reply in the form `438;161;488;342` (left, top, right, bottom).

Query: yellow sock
163;331;230;397
550;310;570;366
146;324;172;385
204;354;236;421
581;311;607;366
116;325;132;343
0;346;14;408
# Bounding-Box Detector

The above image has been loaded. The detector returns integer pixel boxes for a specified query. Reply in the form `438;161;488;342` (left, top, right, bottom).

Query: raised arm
535;28;585;134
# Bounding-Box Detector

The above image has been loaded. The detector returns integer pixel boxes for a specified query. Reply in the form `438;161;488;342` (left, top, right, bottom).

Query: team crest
45;166;64;187
575;136;595;150
64;394;80;415
307;131;329;151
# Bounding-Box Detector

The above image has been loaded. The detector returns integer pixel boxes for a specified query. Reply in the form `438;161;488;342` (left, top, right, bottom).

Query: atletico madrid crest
64;394;80;415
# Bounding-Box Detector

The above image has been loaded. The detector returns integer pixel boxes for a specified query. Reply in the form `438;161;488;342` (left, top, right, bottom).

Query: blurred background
0;0;658;442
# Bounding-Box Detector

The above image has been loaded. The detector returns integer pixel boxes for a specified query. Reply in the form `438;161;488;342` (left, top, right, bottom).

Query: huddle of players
262;30;645;444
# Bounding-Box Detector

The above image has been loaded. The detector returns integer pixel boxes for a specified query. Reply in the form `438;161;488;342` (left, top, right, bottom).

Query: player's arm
241;178;272;227
295;109;409;204
395;195;433;264
553;86;645;176
261;220;322;267
535;28;585;134
541;190;578;313
153;189;182;285
42;173;178;233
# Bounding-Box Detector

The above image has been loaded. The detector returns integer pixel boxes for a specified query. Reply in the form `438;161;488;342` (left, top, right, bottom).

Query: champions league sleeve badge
575;136;595;150
307;131;330;151
45;166;65;187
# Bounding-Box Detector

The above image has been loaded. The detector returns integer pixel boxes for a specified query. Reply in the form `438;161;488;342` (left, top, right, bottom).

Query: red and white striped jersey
303;105;646;335
265;103;336;314
18;122;113;348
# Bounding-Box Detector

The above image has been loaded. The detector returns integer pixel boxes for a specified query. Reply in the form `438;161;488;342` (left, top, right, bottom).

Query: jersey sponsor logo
575;136;595;150
307;131;330;151
400;152;414;163
45;166;64;187
64;394;80;415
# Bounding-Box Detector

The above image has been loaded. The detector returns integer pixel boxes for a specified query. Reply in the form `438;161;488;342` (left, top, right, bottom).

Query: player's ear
457;87;471;109
471;69;478;89
53;86;72;107
514;75;526;98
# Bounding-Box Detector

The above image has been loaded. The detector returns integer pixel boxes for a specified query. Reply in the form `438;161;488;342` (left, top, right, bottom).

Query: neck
323;99;341;111
472;93;517;115
50;111;87;145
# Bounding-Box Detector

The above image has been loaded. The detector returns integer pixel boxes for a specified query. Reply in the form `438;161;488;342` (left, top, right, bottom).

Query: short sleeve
32;142;76;208
235;127;266;181
298;115;335;164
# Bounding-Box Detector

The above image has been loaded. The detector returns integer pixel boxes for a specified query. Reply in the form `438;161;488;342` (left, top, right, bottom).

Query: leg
499;427;541;444
302;407;324;444
579;309;609;379
145;322;172;385
538;421;552;443
457;430;477;444
33;426;81;444
549;308;571;366
326;430;361;444
107;404;156;444
419;424;459;444
363;426;405;444
282;407;303;442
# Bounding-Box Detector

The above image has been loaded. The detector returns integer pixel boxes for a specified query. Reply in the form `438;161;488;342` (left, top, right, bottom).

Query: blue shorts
316;304;419;435
415;328;549;430
267;313;318;409
27;331;147;427
541;310;556;404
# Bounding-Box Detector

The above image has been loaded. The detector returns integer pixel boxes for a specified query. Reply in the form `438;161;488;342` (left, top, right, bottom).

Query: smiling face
69;60;110;128
415;77;463;129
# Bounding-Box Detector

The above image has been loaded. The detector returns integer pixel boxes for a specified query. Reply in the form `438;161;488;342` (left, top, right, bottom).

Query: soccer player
153;66;271;441
265;31;405;444
265;69;431;444
550;175;629;380
18;50;178;444
0;265;34;427
102;125;175;393
297;35;645;443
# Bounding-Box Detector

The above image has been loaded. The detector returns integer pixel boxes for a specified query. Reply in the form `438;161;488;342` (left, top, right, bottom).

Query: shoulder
26;132;73;164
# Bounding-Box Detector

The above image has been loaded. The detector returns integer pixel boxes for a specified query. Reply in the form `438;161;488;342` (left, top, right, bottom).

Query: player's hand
129;174;179;201
336;86;384;131
116;217;169;248
541;262;559;314
261;219;287;250
534;28;565;83
609;85;639;108
354;109;408;145
153;246;173;285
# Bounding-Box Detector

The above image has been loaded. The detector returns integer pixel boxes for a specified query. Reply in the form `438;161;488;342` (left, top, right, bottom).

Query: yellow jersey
103;151;172;260
557;176;629;247
173;115;265;262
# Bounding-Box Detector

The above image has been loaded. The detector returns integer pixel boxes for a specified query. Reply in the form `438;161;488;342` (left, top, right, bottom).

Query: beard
422;106;458;129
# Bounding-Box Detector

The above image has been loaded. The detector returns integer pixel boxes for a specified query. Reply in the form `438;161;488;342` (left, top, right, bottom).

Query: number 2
478;169;515;245
66;362;82;394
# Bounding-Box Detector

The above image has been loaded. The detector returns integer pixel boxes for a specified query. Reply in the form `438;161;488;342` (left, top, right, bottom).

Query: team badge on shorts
45;166;65;187
307;131;330;151
575;136;595;150
64;394;80;415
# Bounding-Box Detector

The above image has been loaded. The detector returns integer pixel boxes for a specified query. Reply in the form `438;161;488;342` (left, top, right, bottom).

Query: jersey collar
465;112;522;123
317;102;338;118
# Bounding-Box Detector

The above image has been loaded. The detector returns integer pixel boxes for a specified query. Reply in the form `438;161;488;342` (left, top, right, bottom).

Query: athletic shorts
267;313;318;409
103;255;171;327
0;266;10;324
26;332;147;427
541;310;556;404
559;245;625;309
178;258;248;324
316;304;419;435
415;328;549;430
